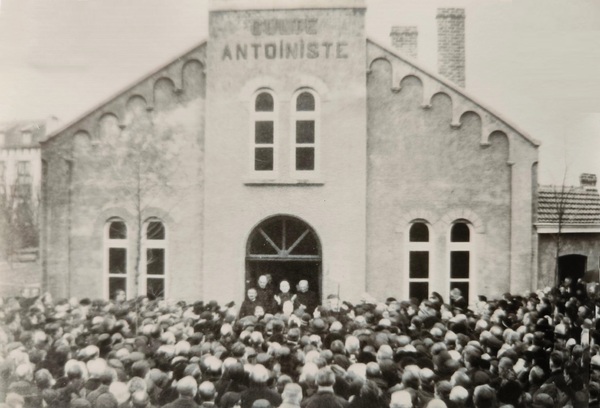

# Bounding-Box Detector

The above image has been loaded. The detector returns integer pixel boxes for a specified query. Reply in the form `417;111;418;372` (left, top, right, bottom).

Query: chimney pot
580;173;597;189
390;26;418;59
436;8;466;87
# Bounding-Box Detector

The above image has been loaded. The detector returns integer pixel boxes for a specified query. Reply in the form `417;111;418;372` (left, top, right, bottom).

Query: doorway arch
558;254;587;285
246;215;322;301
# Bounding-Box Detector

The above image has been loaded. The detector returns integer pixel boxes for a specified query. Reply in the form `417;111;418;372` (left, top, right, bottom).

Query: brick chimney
580;173;597;190
390;26;418;59
436;8;465;87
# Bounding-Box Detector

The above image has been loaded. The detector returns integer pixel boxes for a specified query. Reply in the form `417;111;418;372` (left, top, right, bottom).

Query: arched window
449;221;472;302
143;219;166;300
292;90;319;173
105;219;128;300
253;91;276;172
407;221;431;302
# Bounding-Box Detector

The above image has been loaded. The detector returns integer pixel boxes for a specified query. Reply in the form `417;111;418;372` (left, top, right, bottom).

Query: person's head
549;351;564;371
359;380;383;401
108;382;130;405
176;376;198;398
401;369;420;390
450;371;470;389
69;398;91;408
94;393;118;408
426;400;447;408
449;386;469;405
280;281;290;293
390;390;413;408
14;363;33;382
315;367;336;387
34;368;54;389
298;280;309;293
5;393;25;408
87;358;107;379
473;385;496;408
327;295;340;311
113;290;126;303
251;364;270;385
247;289;257;302
276;375;293;394
345;336;360;355
258;276;268;289
198;381;216;402
251;400;272;408
127;377;147;394
130;391;150;408
65;359;86;380
254;305;265;318
282;383;303;405
450;288;462;301
528;365;545;387
434;381;452;400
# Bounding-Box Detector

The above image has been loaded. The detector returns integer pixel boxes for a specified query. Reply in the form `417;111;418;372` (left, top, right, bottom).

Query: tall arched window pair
253;90;318;173
105;218;167;300
407;220;473;302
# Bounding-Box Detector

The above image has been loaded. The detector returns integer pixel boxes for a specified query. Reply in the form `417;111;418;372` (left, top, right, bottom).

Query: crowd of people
0;274;599;408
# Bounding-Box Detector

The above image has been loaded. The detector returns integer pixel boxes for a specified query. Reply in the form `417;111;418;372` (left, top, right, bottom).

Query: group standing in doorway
240;275;320;319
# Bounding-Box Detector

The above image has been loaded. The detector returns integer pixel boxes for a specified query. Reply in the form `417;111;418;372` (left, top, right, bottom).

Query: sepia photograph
0;0;599;406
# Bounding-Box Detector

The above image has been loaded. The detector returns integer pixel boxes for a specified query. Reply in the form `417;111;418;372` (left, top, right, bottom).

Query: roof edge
366;38;541;147
536;223;600;233
209;0;365;12
43;40;208;144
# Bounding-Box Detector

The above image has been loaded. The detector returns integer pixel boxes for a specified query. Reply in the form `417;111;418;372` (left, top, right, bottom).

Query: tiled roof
0;120;47;149
538;185;600;225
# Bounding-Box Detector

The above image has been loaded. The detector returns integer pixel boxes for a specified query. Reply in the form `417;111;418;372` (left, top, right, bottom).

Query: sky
0;0;599;185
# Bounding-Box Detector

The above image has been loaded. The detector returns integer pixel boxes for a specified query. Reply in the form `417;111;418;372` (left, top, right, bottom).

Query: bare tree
94;113;180;300
549;170;575;287
0;178;39;266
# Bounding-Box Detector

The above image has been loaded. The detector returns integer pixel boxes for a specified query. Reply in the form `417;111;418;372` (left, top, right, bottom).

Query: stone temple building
41;0;541;304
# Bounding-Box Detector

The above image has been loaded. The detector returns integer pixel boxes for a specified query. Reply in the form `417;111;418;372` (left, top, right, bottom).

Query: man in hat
279;383;303;408
239;365;281;408
302;367;348;408
162;376;200;408
198;381;218;408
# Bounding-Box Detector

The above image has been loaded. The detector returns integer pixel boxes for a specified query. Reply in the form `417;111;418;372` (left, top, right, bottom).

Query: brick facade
390;26;418;59
437;8;466;88
42;0;540;304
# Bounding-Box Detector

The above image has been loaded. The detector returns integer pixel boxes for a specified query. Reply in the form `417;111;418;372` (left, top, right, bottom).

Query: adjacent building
537;173;600;286
0;120;49;260
41;0;541;304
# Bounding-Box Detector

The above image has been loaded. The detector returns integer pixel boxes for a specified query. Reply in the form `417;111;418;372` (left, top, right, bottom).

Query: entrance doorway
558;254;587;284
246;216;321;301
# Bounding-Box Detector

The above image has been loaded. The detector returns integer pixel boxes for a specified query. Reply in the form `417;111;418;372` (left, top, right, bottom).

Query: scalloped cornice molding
43;43;207;145
367;39;539;165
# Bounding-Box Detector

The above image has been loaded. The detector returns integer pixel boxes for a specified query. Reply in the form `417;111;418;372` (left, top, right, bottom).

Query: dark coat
295;291;319;314
161;396;200;408
239;385;282;408
239;299;260;318
302;390;348;408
